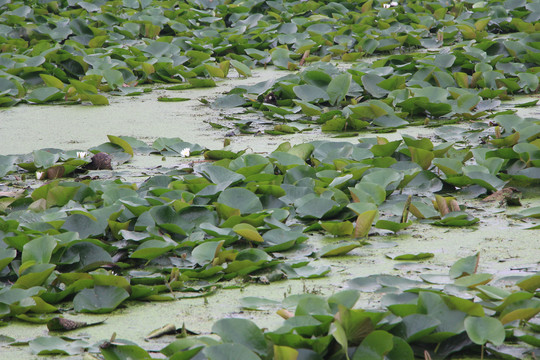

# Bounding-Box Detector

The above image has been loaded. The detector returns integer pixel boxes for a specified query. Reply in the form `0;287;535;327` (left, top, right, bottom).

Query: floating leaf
352;330;394;360
212;318;267;356
29;336;87;356
464;316;505;346
319;242;360;257
449;253;479;279
375;220;413;233
386;252;434;261
107;135;134;156
233;223;264;242
73;286;129;314
320;221;354;236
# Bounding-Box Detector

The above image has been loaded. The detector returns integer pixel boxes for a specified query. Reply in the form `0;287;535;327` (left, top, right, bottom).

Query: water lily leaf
100;344;152;360
408;147;434;170
294;100;322;116
449;253;479;279
350;183;386;206
200;163;245;188
61;213;107;239
399;96;452;117
296;197;341;220
217;188;263;215
516;206;540;218
370;139;401;157
271;48;292;69
191;240;224;266
60;242;113;272
204;64;226;78
386;252;434;261
204;150;240;160
73;286;129;313
322;116;346;132
353;209;378;238
0;155;17;178
280;263;331;279
320;221;354;236
500;307;540;325
327;73;351;105
464;316;505;346
375;219;413;233
362;73;389;98
273;345;298;360
107;135;134;157
40;74;65;90
188;78;216;88
21;235;57;265
203;343;260;360
212;318;267;356
70;80;108;105
157;96;189;102
212;94;246;109
433;158;463;176
230;60;252;77
396;314;440;343
515;99;538;108
433;211;479;227
14;263;56;289
352;330;394;360
130;240;176;260
293;84;329;103
362;168;403;193
262;229;307;252
240;297;281;311
233;223;263;242
145;323;177;339
26;87;64;103
454;274;492;288
0;248;17;270
32;150;59;169
517;275;540;292
319;242;359;257
303;70;332;87
29;336;87;355
465;171;506;192
476;285;511;301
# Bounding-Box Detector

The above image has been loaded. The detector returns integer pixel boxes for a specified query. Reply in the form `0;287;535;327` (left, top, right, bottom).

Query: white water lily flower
36;171;45;180
77;151;88;159
180;148;190;157
384;1;398;7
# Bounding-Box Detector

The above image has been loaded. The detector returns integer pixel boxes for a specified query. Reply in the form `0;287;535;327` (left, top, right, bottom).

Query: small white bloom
383;3;390;8
77;151;88;159
36;171;45;180
390;1;398;6
180;148;190;158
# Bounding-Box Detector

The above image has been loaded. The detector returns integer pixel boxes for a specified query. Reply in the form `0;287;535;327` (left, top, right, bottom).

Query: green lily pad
73;286;130;314
464;316;505;346
319;242;360;257
386;252;434;261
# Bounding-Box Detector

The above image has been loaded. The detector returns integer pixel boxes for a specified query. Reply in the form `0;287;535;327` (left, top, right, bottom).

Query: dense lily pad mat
1;0;539;109
0;130;540;358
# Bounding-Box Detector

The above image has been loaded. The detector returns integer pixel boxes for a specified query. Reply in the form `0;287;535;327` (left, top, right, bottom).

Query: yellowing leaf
107;135;134;156
233;223;263;242
354;209;378;238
